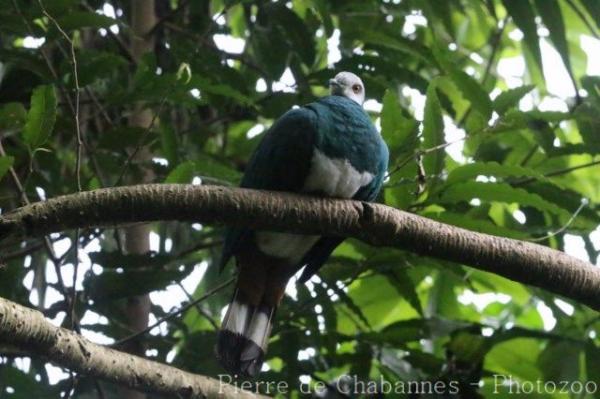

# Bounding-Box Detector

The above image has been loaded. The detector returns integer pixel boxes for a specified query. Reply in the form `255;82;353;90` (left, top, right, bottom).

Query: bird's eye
352;84;361;93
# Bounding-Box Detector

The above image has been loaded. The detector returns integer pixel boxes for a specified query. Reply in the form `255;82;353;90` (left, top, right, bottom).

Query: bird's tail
216;289;275;377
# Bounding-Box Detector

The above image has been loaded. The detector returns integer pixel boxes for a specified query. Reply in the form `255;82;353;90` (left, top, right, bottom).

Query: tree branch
0;297;267;399
1;184;599;311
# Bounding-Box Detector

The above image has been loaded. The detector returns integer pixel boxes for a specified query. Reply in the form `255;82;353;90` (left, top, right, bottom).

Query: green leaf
388;268;424;315
0;102;27;131
447;330;488;364
445;161;555;187
581;75;600;100
580;0;600;30
525;182;600;227
437;181;571;218
367;318;471;346
432;44;493;118
329;282;371;329
38;0;78;15
343;275;419;332
22;85;57;149
56;11;118;30
311;0;334;36
84;268;186;301
422;82;445;178
427;270;462;319
165;161;196;184
193;76;252;105
381;90;419;209
380;89;418;154
502;0;543;72
533;0;575;86
0;367;56;398
165;156;241;184
449;70;493;118
430;211;530;240
488;109;572;135
227;4;247;37
493;85;535;114
574;99;600;152
485;338;543;381
537;340;581;382
586;341;600;383
0;156;14;180
75;50;127;87
250;4;292;78
360;30;436;66
274;5;315;66
259;93;298;119
159;123;179;165
424;0;456;39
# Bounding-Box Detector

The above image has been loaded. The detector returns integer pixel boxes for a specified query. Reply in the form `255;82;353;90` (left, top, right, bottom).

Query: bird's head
329;71;365;105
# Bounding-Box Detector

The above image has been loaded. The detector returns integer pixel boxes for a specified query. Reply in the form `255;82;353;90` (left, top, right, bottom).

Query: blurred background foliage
0;0;600;397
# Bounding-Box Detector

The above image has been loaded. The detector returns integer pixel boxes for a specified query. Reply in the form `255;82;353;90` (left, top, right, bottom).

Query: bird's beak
329;79;341;88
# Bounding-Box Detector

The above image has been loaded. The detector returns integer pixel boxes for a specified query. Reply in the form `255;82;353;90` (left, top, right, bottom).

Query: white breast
256;149;373;264
255;232;319;264
303;149;374;198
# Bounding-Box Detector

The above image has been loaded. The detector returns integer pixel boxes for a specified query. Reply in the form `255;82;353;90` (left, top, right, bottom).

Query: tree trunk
119;1;156;398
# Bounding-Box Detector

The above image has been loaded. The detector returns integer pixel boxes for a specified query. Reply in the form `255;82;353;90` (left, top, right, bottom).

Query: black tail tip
216;330;244;374
216;330;265;378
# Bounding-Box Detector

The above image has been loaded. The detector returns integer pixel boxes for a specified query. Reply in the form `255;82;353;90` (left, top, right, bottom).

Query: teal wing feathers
220;107;318;270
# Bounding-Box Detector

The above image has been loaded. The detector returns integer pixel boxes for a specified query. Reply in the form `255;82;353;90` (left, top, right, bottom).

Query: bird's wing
220;107;318;270
298;141;389;282
352;141;389;202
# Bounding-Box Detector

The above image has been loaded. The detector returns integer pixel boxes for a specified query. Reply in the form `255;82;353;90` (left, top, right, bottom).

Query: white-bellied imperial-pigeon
217;71;389;377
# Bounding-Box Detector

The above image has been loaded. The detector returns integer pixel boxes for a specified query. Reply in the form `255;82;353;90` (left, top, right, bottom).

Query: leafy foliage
22;85;57;150
0;0;599;398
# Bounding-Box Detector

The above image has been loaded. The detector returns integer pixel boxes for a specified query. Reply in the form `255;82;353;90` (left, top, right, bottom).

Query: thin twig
519;144;539;167
386;136;466;178
176;282;219;330
513;159;600;186
38;1;84;334
112;278;234;346
0;139;77;332
38;0;83;192
531;199;588;242
0;241;45;262
84;88;114;128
